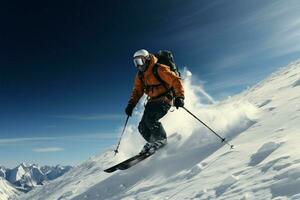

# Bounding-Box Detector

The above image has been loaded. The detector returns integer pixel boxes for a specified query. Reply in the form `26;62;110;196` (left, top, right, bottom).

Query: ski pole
182;107;234;149
114;115;130;155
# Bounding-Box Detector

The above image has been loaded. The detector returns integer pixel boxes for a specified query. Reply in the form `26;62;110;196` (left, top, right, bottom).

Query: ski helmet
133;49;150;72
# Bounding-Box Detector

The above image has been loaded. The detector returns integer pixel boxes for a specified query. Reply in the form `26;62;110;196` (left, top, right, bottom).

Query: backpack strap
153;63;168;89
138;64;174;100
138;70;162;93
152;63;175;100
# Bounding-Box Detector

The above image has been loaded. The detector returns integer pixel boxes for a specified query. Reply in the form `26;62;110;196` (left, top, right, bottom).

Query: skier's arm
157;65;184;98
128;74;144;107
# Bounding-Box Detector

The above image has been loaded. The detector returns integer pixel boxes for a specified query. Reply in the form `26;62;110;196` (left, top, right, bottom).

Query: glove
125;104;134;116
174;97;184;109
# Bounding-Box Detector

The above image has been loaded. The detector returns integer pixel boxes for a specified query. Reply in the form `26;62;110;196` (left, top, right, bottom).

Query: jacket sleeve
128;74;144;106
157;65;184;98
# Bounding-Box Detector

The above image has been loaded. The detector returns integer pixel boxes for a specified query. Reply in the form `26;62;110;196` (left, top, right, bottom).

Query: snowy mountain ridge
0;163;72;200
21;60;300;200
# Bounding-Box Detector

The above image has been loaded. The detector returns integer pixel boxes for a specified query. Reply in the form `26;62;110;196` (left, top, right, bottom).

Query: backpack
155;50;181;77
138;50;180;100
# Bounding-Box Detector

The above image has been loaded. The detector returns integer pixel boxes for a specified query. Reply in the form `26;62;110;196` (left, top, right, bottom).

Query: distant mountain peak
0;163;72;199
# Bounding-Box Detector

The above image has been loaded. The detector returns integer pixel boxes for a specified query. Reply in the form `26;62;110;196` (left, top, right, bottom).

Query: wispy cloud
263;19;300;57
33;147;64;153
207;76;253;92
212;1;300;70
0;137;56;145
176;1;300;75
243;1;300;58
207;53;251;71
248;2;300;56
181;0;300;98
0;133;118;146
54;114;123;121
206;69;268;92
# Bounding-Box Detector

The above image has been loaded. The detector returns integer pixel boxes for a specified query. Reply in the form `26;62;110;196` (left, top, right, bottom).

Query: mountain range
0;163;71;200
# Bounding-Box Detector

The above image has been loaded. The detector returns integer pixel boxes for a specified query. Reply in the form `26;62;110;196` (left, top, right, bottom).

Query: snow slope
20;60;300;200
0;178;19;200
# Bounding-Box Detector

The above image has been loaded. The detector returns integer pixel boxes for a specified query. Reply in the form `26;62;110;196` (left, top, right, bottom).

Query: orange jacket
128;54;184;106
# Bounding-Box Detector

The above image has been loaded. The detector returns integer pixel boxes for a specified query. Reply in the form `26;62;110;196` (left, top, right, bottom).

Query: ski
104;151;155;173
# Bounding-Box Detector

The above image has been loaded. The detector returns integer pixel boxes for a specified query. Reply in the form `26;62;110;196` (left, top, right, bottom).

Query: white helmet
133;49;150;58
133;49;150;71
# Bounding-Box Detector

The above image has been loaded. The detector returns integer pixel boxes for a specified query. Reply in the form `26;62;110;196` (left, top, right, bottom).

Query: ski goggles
133;57;146;68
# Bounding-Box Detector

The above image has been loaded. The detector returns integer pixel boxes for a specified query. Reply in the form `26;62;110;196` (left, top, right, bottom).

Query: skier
125;49;185;153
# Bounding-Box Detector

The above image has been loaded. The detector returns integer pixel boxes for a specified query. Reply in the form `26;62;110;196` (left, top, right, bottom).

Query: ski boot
140;139;167;154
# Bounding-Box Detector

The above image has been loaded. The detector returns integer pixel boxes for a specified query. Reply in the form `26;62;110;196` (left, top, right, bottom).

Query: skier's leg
138;116;151;142
138;101;170;153
138;106;154;153
143;101;171;143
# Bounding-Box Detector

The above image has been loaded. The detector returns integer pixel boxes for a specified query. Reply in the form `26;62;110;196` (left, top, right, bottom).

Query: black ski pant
138;100;171;143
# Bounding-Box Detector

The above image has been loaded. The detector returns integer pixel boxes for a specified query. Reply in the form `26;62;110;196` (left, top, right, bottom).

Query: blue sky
1;0;300;167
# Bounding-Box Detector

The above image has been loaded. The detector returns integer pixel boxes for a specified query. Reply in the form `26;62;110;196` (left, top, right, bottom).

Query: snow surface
20;60;300;200
0;178;19;200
